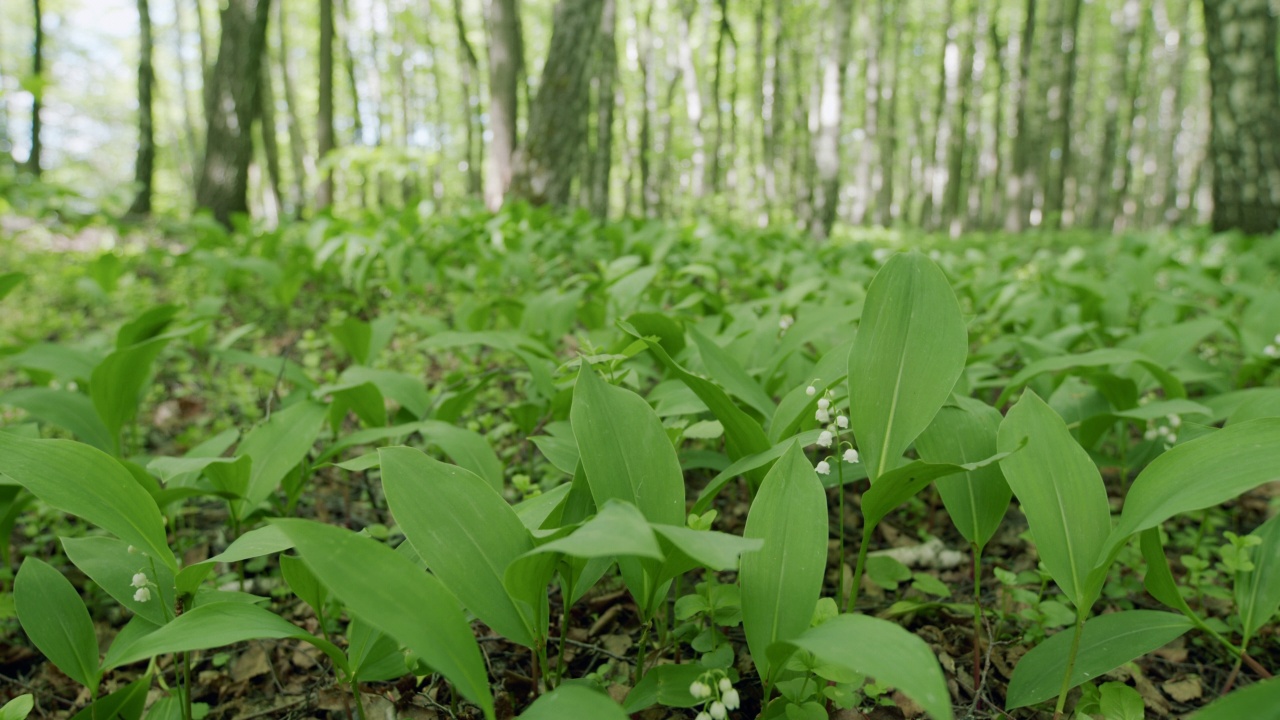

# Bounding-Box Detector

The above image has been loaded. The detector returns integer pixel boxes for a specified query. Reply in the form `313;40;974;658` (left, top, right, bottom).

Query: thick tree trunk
195;0;273;227
510;0;603;207
316;0;335;210
809;0;855;240
588;0;618;218
1201;0;1280;233
485;0;521;210
128;0;156;216
26;0;44;177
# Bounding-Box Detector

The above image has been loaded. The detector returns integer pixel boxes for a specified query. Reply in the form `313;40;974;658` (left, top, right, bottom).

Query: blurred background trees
0;0;1276;235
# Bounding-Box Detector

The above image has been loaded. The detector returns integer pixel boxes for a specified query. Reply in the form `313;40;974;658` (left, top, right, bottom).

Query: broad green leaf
1189;677;1280;720
380;447;540;648
1103;418;1280;561
115;304;180;348
533;501;662;560
4;343;99;384
690;327;776;419
14;558;101;689
280;554;327;615
997;391;1110;609
0;434;174;570
652;524;762;578
517;684;629;720
768;614;954;720
769;340;852;444
67;677;149;720
234;400;328;515
0;694;34;720
690;429;823;516
570;365;684;526
0;388;114;452
740;442;827;682
1139;529;1196;617
103;602;345;672
1099;682;1145;720
623;663;705;712
272;519;494;719
0;271;26;302
91;337;171;452
62;536;174;626
341;366;431;418
860;446;1018;531
1238;513;1280;640
316;420;503;491
998;348;1186;407
348;616;407;681
174;524;296;595
916;396;1011;549
848;252;968;481
622;322;771;468
1005;610;1193;709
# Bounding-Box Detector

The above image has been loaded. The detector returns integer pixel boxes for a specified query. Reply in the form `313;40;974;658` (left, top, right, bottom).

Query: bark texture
128;0;156;216
1201;0;1280;234
485;0;522;210
195;0;273;227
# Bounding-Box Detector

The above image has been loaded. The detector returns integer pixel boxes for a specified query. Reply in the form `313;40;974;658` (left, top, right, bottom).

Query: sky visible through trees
0;0;1277;235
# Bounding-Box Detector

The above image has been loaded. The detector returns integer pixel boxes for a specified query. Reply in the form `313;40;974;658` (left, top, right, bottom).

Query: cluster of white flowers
131;571;152;603
1263;333;1280;359
805;382;858;476
779;314;795;332
1143;414;1182;445
691;673;740;720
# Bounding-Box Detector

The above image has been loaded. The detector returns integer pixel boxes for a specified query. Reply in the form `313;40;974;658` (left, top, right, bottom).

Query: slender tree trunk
875;0;902;227
315;0;335;210
485;0;521;210
1004;0;1037;230
340;0;364;145
172;0;201;190
676;5;707;199
26;0;44;177
588;0;618;218
638;1;657;215
1044;0;1082;228
511;0;603;206
128;0;156;216
809;0;855;239
851;0;878;226
921;0;957;229
709;0;732;195
1091;0;1140;228
195;0;211;89
1200;0;1280;233
1114;2;1152;230
195;0;273;226
984;11;1007;227
942;0;980;234
762;0;783;218
0;19;10;166
257;59;284;221
1159;0;1193;225
452;0;483;198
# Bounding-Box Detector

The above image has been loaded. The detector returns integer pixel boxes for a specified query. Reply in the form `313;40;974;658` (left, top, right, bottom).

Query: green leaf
1188;677;1280;720
62;537;174;626
14;558;101;689
998;348;1186;407
272;519;494;719
740;442;827;682
67;676;149;720
91;337;171;452
0;694;34;720
652;524;762;577
0;434;174;570
1005;610;1193;709
1103;418;1280;561
234;400;328;515
1139;529;1196;617
0;388;115;452
1099;682;1145;720
0;272;26;302
916;396;1011;549
623;663;704;712
689;429;823;516
768;613;954;720
532;500;662;560
348;616;407;681
848;252;968;481
859;447;1017;531
571;365;684;525
380;446;540;648
1237;513;1280;641
690;327;776;419
174;524;296;596
316;420;503;492
997;391;1110;609
279;554;327;615
103;602;346;672
517;684;629;720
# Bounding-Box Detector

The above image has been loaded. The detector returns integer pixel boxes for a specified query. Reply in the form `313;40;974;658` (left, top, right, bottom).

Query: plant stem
846;526;873;613
837;458;846;611
182;651;194;720
634;620;651;686
971;542;983;708
1052;611;1088;720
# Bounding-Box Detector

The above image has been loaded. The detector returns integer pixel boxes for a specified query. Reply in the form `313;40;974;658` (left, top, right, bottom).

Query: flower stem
1052;611;1087;720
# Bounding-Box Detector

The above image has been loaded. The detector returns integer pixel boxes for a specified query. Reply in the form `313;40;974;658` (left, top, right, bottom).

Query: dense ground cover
1;204;1279;720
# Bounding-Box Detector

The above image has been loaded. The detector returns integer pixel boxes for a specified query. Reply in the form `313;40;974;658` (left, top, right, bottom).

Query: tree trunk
851;0;878;226
921;0;957;229
709;0;732;196
875;0;903;227
1114;2;1153;230
195;0;273;227
1201;0;1280;233
316;0;335;210
588;0;617;218
1043;0;1082;228
485;0;521;210
676;5;707;199
172;0;201;190
452;0;483;198
942;0;981;234
810;0;855;240
638;0;657;215
1004;0;1037;230
341;0;364;145
128;0;156;216
510;0;603;207
26;0;44;177
257;59;284;222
